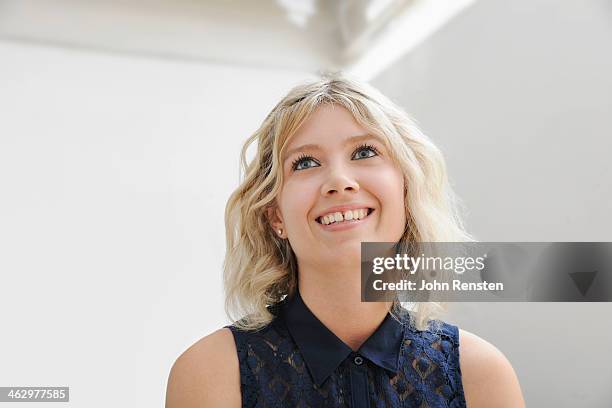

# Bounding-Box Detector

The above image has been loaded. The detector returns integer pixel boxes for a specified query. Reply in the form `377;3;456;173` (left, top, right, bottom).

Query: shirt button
353;355;364;365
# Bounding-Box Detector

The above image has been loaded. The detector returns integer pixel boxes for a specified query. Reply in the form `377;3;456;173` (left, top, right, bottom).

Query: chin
327;245;362;263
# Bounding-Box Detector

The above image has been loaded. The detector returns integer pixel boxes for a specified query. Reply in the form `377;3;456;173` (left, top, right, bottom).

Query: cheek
280;178;319;227
368;167;406;221
366;166;405;203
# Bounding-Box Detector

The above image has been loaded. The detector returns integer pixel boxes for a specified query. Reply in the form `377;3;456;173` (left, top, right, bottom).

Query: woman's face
269;104;406;270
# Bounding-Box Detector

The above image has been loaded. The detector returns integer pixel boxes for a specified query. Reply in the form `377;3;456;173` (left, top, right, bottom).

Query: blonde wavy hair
223;72;474;331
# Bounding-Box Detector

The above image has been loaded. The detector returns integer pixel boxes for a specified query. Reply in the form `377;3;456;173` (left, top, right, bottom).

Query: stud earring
277;228;283;237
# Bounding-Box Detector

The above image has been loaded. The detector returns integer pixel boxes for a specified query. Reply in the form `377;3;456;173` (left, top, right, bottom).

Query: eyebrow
282;134;382;164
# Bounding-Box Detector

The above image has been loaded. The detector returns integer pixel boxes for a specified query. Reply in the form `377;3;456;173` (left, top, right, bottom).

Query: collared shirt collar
278;288;407;387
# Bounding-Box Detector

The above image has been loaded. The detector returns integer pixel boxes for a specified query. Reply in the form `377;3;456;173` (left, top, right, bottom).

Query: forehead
285;104;366;148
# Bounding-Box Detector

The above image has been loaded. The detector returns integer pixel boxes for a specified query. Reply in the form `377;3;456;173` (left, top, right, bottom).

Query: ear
265;204;284;233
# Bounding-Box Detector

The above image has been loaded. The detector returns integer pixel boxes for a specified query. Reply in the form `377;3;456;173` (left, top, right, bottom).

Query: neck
296;258;393;351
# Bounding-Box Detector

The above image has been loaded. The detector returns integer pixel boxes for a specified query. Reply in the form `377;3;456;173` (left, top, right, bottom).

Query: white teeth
319;208;371;225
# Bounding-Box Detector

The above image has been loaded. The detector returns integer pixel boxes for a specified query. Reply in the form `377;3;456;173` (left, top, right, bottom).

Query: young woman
166;74;525;407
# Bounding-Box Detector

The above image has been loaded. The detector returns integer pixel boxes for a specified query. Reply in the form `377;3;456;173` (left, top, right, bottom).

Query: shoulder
458;328;525;408
165;328;241;408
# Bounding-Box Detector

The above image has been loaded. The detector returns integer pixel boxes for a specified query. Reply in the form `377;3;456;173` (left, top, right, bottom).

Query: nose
321;167;360;197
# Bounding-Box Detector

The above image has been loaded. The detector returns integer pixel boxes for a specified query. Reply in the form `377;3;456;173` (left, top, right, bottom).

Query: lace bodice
225;290;466;408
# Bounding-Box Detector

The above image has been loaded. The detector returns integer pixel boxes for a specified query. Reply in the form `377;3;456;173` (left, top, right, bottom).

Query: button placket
349;353;370;408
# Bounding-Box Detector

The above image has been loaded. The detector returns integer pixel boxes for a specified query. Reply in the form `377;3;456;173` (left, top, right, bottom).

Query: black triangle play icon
569;271;598;297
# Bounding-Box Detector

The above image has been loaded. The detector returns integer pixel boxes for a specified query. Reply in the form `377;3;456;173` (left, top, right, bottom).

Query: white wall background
0;40;312;407
1;0;611;407
373;0;612;406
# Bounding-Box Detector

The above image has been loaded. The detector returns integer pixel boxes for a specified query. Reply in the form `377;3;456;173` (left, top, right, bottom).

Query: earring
277;228;283;237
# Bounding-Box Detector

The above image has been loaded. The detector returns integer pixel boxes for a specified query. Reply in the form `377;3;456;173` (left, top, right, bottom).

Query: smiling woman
269;103;408;277
165;73;525;408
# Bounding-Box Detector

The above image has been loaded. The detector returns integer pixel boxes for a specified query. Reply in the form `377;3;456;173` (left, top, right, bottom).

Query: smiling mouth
315;208;375;225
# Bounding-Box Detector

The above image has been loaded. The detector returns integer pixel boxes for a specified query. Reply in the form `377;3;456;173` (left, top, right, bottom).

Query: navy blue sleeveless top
225;289;466;407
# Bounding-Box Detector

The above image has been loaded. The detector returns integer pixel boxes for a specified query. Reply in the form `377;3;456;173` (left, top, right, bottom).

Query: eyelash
290;143;381;171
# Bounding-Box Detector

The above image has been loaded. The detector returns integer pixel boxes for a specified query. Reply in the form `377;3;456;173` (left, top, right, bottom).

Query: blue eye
352;144;379;160
291;154;319;171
